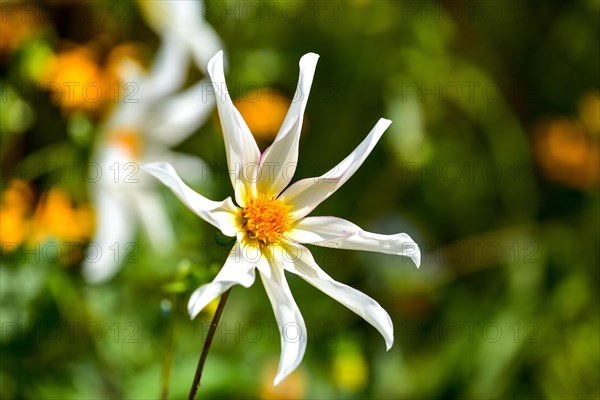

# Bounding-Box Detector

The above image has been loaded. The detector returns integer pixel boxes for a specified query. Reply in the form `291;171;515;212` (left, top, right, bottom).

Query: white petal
258;248;307;386
145;150;208;186
139;30;189;100
82;189;136;283
140;0;199;37
140;0;222;73
256;53;319;197
185;25;223;74
101;94;147;137
281;243;394;350
144;78;215;147
142;162;239;236
129;189;175;252
280;118;392;219
188;242;256;318
285;216;421;268
207;51;260;206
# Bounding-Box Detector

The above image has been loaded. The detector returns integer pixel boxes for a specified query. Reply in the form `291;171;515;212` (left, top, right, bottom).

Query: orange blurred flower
234;89;291;141
38;45;112;114
259;360;306;399
105;42;147;79
30;187;94;244
0;1;45;56
533;118;599;188
0;180;94;263
533;91;600;189
0;179;34;246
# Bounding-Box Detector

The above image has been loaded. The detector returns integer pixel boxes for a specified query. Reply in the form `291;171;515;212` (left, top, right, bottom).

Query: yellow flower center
111;128;143;159
241;196;291;245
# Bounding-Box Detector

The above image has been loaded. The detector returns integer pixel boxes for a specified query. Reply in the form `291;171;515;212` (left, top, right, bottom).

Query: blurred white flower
83;1;221;283
144;51;421;385
138;0;221;71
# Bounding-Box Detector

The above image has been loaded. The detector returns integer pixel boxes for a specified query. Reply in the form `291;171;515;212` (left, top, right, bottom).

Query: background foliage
1;0;599;398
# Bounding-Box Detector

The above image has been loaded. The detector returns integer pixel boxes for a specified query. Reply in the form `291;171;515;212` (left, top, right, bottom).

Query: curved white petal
145;78;215;147
258;248;307;386
82;189;136;283
108;34;188;133
285;216;421;268
188;242;257;318
256;53;319;197
139;0;222;74
280;118;392;219
139;30;189;100
207;51;260;206
142;162;239;236
148;150;209;185
281;243;394;350
185;24;223;74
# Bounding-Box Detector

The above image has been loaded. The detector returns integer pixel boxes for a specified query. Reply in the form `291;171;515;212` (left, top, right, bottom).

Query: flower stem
188;289;232;400
160;295;177;400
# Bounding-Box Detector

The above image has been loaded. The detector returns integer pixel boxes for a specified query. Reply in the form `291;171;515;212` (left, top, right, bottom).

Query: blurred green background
1;0;599;398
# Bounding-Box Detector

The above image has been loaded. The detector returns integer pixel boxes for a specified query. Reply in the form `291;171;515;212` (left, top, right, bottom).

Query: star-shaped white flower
143;51;420;385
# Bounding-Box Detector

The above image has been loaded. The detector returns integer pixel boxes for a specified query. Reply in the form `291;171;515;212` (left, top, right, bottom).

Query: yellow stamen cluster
241;196;291;245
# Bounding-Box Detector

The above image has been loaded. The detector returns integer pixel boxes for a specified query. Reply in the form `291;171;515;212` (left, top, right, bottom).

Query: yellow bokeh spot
241;195;291;245
578;91;600;136
235;89;290;140
332;348;368;392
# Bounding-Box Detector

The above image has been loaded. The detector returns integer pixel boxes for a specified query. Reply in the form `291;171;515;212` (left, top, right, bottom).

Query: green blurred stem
160;295;177;400
188;289;231;400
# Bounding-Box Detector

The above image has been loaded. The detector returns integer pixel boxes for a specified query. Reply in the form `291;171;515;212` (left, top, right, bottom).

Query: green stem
160;295;177;400
188;289;232;400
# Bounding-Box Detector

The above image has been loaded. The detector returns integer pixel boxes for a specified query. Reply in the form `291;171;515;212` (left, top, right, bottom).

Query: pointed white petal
142;162;239;236
188;242;256;318
258;249;307;386
207;51;260;206
285;216;421;268
280;118;392;219
256;53;319;197
82;189;136;283
144;78;215;147
282;243;394;350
